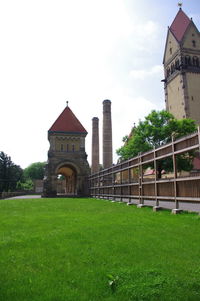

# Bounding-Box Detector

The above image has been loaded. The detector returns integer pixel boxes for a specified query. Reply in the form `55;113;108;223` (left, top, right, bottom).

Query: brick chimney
103;99;113;169
91;117;99;174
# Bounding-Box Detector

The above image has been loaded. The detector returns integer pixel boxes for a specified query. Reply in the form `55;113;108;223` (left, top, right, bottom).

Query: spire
170;8;191;42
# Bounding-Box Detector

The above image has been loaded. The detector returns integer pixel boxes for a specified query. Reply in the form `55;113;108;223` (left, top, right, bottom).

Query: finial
178;2;183;9
66;100;69;107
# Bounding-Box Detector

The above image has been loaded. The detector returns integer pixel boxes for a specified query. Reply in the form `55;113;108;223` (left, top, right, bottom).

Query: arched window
175;59;180;70
167;68;170;77
193;56;199;67
171;63;175;74
185;55;191;66
192;40;196;48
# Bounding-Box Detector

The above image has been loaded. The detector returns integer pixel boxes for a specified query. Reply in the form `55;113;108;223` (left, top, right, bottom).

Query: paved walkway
145;200;200;213
4;195;200;213
121;198;200;213
5;195;41;199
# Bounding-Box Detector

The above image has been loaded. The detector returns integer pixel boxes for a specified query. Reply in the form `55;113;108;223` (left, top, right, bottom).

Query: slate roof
170;8;191;42
49;105;87;134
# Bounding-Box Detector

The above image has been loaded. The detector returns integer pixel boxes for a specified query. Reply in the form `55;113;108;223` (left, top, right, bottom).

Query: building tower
102;99;113;169
43;103;90;197
163;8;200;124
91;117;99;174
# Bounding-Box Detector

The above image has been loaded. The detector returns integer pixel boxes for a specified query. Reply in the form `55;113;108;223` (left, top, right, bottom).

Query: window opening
192;40;196;47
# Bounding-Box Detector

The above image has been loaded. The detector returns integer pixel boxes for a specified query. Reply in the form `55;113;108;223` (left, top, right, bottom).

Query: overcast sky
0;0;200;168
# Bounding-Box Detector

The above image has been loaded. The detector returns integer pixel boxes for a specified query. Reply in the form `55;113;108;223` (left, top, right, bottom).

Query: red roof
49;106;87;134
170;8;191;42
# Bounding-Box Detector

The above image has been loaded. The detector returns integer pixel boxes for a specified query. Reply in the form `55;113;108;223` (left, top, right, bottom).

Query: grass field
1;198;200;301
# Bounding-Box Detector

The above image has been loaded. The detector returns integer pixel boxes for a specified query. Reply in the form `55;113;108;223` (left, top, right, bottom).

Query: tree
0;152;23;192
23;162;46;181
116;110;197;178
16;179;33;190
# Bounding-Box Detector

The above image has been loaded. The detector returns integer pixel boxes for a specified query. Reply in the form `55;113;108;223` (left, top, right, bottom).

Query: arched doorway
56;165;77;195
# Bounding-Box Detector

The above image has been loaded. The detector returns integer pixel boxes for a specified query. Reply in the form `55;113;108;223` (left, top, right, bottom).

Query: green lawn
0;198;200;301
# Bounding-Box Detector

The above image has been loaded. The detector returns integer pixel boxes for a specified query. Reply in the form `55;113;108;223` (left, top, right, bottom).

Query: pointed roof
170;8;191;42
49;105;87;134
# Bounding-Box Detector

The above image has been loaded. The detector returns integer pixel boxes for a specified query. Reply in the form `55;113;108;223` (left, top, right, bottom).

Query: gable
182;22;200;50
163;30;179;64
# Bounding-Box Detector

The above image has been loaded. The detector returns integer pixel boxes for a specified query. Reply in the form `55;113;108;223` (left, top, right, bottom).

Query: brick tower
43;103;90;197
163;8;200;124
102;99;113;169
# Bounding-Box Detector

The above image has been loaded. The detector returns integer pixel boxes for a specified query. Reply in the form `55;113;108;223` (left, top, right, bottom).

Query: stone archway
56;165;77;195
42;104;90;198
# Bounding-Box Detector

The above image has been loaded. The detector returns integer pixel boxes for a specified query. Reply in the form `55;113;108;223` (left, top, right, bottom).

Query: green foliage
0;151;23;192
0;198;200;300
117;110;197;177
122;135;129;143
23;162;46;180
16;179;34;190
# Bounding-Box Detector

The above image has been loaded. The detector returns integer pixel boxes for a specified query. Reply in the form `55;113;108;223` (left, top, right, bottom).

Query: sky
0;0;200;169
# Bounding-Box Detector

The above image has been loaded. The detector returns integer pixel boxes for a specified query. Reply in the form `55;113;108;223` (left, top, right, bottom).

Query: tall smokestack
103;99;113;169
91;117;99;174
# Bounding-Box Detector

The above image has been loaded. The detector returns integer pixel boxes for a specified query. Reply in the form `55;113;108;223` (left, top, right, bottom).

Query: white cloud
129;65;163;80
134;20;159;37
127;20;161;54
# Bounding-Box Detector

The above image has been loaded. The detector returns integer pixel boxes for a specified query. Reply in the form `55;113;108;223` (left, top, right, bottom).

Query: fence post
127;160;133;205
128;161;132;204
97;174;99;198
153;147;161;211
198;126;200;154
171;135;181;214
101;171;104;199
112;166;115;201
137;152;145;208
120;162;123;202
